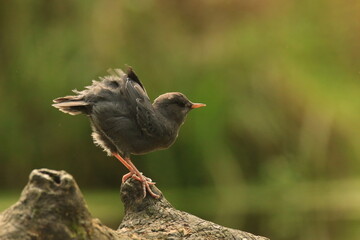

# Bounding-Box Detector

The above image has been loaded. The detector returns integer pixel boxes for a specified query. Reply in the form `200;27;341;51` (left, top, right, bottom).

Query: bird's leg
112;153;160;199
122;158;156;186
123;157;160;199
112;152;133;171
112;153;139;183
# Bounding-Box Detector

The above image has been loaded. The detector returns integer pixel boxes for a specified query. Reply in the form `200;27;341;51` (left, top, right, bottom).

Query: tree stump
0;169;269;240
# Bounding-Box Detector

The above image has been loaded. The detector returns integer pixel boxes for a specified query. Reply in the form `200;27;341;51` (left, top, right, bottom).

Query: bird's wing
123;69;164;137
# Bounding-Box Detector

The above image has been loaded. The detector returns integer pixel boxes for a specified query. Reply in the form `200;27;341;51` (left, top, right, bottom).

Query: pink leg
124;157;159;199
112;153;160;199
113;153;138;183
113;153;133;171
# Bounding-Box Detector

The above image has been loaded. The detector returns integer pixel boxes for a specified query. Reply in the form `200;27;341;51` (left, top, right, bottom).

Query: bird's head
153;92;206;126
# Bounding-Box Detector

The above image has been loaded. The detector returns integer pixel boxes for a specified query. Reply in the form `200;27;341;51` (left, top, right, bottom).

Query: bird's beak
191;103;206;109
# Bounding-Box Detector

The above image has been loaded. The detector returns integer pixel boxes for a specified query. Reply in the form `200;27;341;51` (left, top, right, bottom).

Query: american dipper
52;67;206;198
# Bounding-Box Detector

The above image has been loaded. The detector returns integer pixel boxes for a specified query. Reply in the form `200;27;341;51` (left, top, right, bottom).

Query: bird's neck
154;106;186;135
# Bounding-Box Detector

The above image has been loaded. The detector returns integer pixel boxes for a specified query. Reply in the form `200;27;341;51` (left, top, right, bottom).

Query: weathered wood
0;169;269;240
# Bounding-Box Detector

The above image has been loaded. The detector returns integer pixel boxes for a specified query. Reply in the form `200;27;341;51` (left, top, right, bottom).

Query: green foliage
1;1;359;239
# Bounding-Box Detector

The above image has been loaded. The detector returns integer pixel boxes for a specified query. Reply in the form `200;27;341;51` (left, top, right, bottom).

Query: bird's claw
138;173;152;182
122;172;134;183
122;172;160;199
122;172;143;182
141;180;160;199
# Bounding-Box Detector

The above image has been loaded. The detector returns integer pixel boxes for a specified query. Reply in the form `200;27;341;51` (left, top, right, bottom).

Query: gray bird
52;67;206;198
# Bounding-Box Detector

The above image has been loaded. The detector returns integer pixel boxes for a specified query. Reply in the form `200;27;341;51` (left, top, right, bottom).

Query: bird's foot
135;173;159;199
140;178;160;199
122;172;154;183
122;172;159;198
138;172;154;183
122;172;135;183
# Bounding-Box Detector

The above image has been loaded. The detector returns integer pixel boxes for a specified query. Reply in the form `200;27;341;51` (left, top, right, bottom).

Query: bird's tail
52;95;90;115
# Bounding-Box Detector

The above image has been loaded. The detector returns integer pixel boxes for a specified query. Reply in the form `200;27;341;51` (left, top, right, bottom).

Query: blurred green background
1;0;360;239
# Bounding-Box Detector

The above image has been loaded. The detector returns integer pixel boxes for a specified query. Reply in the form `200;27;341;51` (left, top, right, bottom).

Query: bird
52;67;206;198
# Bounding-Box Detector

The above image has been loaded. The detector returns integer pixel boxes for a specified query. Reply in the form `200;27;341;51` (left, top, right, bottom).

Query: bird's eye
176;101;186;107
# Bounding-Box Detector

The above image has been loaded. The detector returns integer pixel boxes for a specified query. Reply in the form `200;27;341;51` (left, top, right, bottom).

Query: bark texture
0;169;269;240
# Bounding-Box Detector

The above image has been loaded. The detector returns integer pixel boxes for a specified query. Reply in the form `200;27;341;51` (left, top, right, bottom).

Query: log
0;169;269;240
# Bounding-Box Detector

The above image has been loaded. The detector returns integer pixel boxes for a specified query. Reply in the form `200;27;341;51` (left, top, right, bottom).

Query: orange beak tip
191;103;206;109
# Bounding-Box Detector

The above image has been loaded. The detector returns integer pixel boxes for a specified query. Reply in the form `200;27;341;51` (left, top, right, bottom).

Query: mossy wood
0;169;269;240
